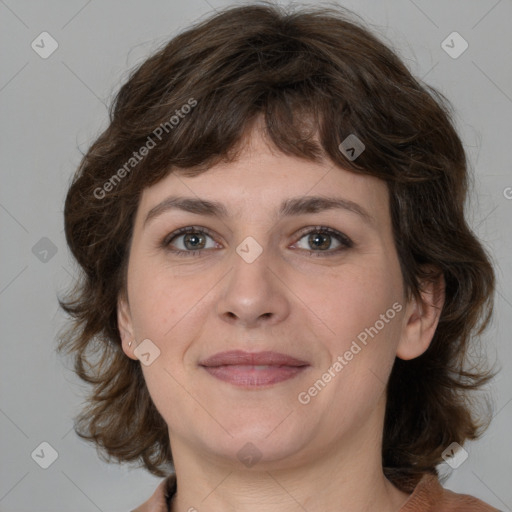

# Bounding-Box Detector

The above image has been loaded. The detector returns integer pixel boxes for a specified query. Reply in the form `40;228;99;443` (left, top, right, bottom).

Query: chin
197;419;315;469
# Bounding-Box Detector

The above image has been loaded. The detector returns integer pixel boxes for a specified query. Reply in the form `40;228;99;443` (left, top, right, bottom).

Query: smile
199;350;310;387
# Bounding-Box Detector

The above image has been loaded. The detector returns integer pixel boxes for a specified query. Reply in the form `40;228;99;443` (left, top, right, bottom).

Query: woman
59;3;500;511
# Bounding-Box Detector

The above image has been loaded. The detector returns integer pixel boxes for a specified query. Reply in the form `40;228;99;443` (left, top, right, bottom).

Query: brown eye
292;227;353;256
181;232;207;250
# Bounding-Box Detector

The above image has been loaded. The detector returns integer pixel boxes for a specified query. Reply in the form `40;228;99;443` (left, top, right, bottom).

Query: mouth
199;350;310;387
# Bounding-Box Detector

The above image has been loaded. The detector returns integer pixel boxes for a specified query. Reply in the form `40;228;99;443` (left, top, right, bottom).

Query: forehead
136;127;389;227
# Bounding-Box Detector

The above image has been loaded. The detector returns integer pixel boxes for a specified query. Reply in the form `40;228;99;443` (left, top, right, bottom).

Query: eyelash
160;225;354;258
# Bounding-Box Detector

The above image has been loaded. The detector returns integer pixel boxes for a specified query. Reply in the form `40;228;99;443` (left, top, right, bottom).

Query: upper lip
199;350;309;367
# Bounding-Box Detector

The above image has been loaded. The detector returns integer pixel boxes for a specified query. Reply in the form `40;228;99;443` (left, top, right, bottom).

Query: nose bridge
230;216;275;275
216;232;289;326
230;234;275;300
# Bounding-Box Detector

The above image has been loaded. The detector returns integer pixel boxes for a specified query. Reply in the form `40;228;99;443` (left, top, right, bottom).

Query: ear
117;294;138;361
396;266;445;360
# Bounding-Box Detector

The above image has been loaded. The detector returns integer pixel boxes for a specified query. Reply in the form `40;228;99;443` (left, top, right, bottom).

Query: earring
128;341;133;347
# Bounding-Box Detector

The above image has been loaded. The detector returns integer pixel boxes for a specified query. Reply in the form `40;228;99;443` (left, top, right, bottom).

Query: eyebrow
143;195;375;228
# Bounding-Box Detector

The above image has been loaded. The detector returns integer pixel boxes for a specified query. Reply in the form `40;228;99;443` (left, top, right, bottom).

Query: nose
215;244;291;329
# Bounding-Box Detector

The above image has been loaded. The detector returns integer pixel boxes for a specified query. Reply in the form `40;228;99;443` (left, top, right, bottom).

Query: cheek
308;262;403;399
309;262;401;340
127;260;192;340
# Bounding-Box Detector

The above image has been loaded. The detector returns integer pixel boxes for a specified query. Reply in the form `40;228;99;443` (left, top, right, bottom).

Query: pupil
185;233;204;249
182;232;331;251
310;233;329;250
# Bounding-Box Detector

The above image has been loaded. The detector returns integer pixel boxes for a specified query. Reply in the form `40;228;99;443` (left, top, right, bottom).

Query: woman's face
118;126;423;469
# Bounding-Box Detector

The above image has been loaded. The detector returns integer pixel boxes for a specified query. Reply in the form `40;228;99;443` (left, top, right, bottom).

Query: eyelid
293;225;354;249
161;225;217;247
161;225;354;256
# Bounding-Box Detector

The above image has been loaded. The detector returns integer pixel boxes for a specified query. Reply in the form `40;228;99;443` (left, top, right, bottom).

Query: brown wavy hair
58;2;497;489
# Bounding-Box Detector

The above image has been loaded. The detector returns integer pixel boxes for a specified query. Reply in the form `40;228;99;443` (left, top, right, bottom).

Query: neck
168;396;411;512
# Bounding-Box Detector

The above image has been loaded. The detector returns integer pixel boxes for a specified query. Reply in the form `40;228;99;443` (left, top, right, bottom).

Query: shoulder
131;474;176;512
399;473;501;512
131;472;501;512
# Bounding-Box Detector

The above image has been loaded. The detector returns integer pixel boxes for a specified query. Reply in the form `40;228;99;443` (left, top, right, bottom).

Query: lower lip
202;365;307;387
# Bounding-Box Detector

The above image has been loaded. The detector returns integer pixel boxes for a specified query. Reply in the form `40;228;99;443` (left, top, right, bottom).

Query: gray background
1;0;511;510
